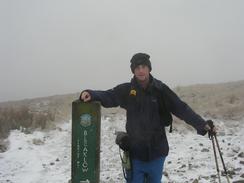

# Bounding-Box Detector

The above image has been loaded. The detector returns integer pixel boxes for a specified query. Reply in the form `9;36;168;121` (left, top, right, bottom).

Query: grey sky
0;0;244;102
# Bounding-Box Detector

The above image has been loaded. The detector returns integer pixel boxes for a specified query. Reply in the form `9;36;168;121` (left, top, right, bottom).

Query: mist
0;0;244;102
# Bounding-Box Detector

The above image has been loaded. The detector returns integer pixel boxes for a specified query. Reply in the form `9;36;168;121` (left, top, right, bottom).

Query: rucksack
115;131;132;181
115;131;149;183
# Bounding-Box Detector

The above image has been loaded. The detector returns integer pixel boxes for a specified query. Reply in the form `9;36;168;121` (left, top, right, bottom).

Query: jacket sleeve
85;83;129;108
162;84;207;135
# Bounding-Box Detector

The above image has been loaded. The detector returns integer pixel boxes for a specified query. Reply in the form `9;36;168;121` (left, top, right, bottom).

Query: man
80;53;215;183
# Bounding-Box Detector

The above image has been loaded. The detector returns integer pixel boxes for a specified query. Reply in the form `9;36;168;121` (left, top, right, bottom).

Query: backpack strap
154;86;173;133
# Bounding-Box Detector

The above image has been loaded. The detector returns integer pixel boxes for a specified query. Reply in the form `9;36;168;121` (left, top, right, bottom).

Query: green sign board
71;100;101;183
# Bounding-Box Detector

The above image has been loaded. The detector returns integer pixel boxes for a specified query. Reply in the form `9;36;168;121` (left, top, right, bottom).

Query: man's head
130;53;151;85
130;53;152;73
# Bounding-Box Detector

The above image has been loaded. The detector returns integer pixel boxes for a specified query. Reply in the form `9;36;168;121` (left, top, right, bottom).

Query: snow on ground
0;122;71;183
0;116;243;183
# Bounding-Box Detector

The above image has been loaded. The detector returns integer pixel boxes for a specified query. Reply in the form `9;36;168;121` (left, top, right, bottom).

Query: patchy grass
0;93;79;138
0;80;244;139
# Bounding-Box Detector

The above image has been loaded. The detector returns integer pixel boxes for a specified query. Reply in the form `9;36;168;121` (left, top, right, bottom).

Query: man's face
134;65;150;82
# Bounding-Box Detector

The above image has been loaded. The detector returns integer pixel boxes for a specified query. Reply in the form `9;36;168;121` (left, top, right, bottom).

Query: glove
115;131;130;151
205;120;216;138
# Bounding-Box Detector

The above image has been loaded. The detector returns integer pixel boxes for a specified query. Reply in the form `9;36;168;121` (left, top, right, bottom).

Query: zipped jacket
86;75;207;161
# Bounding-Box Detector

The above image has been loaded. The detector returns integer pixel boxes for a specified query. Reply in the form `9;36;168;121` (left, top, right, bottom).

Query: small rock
241;174;244;178
211;174;217;178
234;168;242;172
56;127;63;131
221;169;235;178
233;180;244;183
232;146;241;153
192;179;198;183
200;175;209;180
238;152;244;158
22;128;32;134
163;171;169;177
199;143;203;146
32;138;44;145
167;161;172;164
50;162;55;166
226;169;236;176
240;161;244;165
56;158;60;162
179;164;186;169
0;140;9;153
201;148;209;152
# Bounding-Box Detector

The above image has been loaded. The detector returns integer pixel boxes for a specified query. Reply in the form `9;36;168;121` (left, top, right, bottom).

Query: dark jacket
87;75;207;161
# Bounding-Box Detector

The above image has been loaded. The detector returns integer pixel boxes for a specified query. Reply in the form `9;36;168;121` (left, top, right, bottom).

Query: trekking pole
210;133;222;183
214;134;231;183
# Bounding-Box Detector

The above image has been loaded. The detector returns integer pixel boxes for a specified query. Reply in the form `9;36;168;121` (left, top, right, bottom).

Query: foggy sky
0;0;244;102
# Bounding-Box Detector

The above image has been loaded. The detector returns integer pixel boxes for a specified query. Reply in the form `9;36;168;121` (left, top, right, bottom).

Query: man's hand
80;91;91;102
205;120;217;137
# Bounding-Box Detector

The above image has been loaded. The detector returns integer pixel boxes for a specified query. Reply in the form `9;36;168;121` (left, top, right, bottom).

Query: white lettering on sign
76;139;80;168
82;130;89;172
80;179;90;183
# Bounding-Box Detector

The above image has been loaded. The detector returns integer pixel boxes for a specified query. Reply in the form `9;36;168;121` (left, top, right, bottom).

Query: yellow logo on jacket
130;89;137;96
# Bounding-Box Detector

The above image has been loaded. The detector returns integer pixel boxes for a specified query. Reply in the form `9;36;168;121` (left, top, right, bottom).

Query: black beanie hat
130;53;152;73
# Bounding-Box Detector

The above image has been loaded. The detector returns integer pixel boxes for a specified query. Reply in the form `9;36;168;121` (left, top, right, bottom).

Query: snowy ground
0;115;243;183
